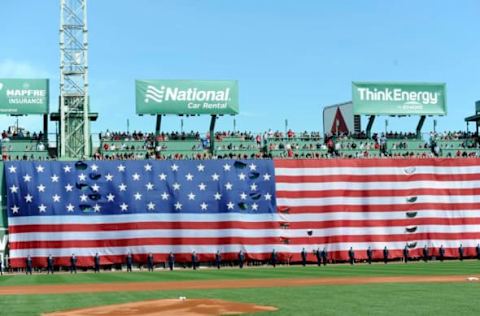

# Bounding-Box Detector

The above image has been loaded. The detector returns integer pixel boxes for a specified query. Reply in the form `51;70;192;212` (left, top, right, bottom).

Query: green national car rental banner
136;80;239;115
352;82;446;115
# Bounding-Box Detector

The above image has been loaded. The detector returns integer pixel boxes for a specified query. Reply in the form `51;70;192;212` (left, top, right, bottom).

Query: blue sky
1;0;479;136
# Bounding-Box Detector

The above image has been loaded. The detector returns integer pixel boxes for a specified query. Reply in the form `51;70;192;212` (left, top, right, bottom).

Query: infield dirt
43;298;278;316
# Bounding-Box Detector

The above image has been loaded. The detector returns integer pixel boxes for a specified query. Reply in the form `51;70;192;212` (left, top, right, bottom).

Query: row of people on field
344;244;480;265
21;251;236;274
13;244;480;275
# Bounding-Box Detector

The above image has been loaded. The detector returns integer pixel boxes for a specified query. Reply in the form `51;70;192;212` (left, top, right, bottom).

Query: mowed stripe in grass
1;282;480;316
0;260;479;287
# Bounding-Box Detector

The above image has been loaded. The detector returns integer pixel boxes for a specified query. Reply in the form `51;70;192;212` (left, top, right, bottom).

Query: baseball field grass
0;260;479;315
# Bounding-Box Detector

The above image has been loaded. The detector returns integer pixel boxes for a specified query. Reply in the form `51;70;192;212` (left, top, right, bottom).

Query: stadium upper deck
0;127;478;161
92;129;480;161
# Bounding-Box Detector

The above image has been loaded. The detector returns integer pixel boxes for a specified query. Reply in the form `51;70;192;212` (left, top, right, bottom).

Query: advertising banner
352;82;446;115
136;80;239;115
0;79;49;114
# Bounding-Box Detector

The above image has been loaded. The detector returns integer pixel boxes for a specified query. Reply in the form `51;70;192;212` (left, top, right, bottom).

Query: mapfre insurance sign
0;79;49;114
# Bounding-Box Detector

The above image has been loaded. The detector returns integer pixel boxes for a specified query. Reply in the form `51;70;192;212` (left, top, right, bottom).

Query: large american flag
5;158;480;267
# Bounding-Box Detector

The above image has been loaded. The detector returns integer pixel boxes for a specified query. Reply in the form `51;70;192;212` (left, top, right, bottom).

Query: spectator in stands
37;142;45;151
287;129;294;138
287;147;294;158
433;142;440;157
326;137;335;155
262;131;269;146
255;134;262;147
379;134;387;154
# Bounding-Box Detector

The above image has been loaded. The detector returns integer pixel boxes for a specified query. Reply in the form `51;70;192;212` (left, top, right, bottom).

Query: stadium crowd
1;128;480;161
1;127;45;141
95;129;480;160
0;127;49;161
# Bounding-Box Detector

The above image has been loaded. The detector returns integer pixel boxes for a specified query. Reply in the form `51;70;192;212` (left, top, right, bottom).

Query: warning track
0;275;477;296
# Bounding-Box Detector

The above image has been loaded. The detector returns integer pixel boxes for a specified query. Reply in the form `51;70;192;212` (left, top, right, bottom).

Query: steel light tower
59;0;90;158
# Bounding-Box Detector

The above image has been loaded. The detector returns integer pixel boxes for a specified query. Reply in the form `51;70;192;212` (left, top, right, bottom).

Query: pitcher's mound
43;298;278;316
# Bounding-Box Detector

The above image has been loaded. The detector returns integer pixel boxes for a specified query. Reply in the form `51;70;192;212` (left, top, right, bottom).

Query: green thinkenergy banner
0;79;49;114
352;82;446;115
135;80;239;115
